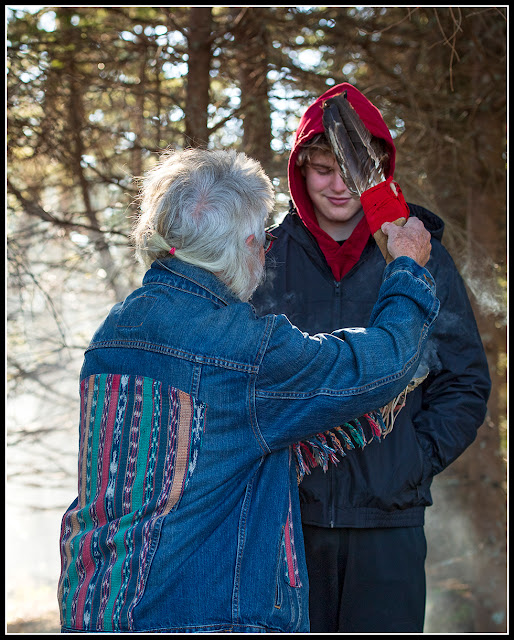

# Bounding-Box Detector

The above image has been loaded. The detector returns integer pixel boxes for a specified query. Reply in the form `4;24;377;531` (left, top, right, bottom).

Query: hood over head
288;83;397;280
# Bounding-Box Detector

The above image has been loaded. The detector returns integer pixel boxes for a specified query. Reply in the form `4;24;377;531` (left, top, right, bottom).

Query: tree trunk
424;12;506;632
132;43;146;180
233;8;273;178
185;7;212;148
58;8;126;300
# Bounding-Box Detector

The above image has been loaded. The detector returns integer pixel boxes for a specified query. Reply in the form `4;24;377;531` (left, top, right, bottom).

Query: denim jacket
58;255;439;633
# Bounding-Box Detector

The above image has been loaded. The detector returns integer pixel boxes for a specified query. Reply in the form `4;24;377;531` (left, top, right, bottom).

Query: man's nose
331;171;350;192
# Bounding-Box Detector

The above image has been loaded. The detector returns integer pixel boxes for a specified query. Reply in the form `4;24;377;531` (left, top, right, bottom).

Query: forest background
6;5;507;634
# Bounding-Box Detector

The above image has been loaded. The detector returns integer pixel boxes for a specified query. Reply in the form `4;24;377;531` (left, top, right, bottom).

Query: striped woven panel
58;373;206;631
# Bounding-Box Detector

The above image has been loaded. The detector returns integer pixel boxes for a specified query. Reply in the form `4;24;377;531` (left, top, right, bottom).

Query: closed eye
310;163;333;175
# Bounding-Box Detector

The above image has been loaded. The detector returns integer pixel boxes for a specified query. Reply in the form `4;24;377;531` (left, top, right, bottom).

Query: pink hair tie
169;247;176;255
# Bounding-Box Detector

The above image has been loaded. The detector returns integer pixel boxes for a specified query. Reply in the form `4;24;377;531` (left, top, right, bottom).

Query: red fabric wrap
360;177;410;235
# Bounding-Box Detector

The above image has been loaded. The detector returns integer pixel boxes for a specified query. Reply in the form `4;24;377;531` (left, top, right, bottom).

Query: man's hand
381;217;432;267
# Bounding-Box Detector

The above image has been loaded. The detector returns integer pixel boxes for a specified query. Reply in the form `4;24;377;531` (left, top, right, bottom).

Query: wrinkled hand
381;216;432;267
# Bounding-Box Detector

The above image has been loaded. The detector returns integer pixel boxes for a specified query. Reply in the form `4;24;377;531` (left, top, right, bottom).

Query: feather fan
322;91;385;197
322;91;408;264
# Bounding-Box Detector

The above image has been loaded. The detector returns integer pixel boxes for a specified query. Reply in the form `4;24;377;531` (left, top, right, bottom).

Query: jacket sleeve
413;245;491;477
254;257;440;451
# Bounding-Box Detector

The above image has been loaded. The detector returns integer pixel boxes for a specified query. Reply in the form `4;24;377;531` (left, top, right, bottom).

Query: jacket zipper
330;279;342;528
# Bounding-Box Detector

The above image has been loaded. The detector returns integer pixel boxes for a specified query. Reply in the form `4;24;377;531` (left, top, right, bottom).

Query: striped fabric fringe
294;372;429;483
294;410;386;484
379;370;428;435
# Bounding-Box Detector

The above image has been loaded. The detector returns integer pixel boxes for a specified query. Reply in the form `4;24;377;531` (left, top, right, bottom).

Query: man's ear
245;234;255;247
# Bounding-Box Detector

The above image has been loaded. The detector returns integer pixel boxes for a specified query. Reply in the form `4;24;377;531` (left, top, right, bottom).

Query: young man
251;83;491;632
58;147;437;633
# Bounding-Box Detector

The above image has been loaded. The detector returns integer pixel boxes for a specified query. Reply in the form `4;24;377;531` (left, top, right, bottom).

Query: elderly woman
58;147;437;633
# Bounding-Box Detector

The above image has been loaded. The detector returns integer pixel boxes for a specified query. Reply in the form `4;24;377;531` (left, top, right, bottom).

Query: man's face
303;151;363;240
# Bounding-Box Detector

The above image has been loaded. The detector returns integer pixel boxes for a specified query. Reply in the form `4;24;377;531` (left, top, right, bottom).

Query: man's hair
131;147;275;301
296;132;391;176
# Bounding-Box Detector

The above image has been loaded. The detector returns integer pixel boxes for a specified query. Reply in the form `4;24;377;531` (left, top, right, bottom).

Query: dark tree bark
185;7;212;148
232;8;273;177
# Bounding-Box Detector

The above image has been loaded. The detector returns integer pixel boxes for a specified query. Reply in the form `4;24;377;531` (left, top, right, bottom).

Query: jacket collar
284;206;375;281
144;257;241;307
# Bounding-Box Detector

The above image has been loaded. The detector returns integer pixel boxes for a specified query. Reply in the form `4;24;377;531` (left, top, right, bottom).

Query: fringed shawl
293;371;428;483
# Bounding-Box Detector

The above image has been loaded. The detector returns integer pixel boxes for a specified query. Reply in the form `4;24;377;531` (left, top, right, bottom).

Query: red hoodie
288;83;397;281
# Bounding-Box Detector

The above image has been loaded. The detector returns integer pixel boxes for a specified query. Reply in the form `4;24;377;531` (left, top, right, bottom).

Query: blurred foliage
7;3;506;388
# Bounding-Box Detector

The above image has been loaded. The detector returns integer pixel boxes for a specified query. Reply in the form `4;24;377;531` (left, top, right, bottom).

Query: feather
322;91;385;197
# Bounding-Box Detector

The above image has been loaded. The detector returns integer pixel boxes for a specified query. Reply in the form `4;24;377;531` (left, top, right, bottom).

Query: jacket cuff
383;256;436;293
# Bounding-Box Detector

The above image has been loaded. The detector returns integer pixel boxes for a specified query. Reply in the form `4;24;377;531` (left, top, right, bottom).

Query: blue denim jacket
58;255;439;633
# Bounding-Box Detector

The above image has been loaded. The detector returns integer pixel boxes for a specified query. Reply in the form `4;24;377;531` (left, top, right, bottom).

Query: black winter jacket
251;205;491;528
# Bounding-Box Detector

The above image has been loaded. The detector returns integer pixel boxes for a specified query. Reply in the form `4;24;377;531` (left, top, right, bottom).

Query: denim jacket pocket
274;493;302;612
282;493;302;588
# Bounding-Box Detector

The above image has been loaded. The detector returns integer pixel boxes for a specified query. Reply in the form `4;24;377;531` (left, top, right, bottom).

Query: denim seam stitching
384;267;436;292
255;346;425;400
85;341;258;374
249;314;276;454
247;377;270;454
143;280;227;307
231;472;257;623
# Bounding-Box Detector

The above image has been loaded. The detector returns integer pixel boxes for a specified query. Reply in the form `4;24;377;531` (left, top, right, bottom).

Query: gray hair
131;148;275;301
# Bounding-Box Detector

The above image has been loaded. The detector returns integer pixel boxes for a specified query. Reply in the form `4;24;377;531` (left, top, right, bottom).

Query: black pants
303;524;427;633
